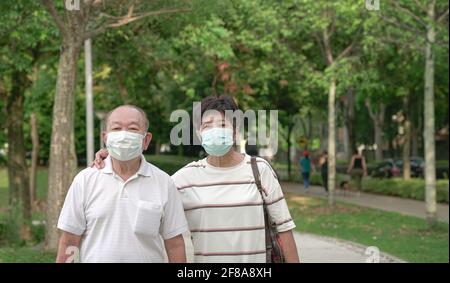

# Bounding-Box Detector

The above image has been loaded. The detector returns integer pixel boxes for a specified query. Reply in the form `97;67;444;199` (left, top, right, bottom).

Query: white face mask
106;131;144;161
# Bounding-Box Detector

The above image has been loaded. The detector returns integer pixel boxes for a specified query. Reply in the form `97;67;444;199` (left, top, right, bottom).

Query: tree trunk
402;95;411;180
327;78;337;205
319;120;327;151
343;122;350;159
343;88;355;162
387;135;394;158
45;40;82;251
374;102;385;161
412;98;422;157
85;39;94;165
30;112;40;210
365;99;385;161
424;0;437;227
403;119;412;180
155;139;161;155
7;71;32;241
116;70;129;103
374;121;383;161
307;111;312;139
411;124;419;157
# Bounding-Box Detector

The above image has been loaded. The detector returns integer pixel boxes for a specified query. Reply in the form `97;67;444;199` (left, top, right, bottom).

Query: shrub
281;172;348;187
362;178;449;204
31;222;46;244
145;154;198;175
0;208;22;246
436;160;449;179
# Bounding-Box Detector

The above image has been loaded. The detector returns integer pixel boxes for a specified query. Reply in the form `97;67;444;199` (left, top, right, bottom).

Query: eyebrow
201;116;213;124
202;115;226;123
108;120;141;127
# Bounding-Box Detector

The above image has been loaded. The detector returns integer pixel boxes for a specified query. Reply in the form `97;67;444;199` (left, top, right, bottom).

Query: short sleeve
259;160;296;233
57;174;87;236
161;179;189;240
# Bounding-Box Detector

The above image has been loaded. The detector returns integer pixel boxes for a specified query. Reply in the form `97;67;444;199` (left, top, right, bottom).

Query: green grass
0;247;55;263
0;167;49;212
286;193;449;263
0;169;7;214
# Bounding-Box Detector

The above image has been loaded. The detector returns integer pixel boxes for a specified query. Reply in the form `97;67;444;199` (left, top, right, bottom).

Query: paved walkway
294;232;404;263
182;232;404;263
281;182;449;223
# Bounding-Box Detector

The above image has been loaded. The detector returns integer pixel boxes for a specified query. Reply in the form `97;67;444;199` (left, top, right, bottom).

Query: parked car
395;157;425;178
371;159;401;178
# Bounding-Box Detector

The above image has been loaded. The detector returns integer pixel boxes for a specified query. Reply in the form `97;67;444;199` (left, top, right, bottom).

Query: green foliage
145;154;199;175
179;17;235;60
362;178;449;204
1;0;448;165
0;211;21;246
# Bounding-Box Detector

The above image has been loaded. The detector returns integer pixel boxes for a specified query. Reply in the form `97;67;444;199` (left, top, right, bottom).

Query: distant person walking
347;148;368;196
300;151;311;189
318;151;328;193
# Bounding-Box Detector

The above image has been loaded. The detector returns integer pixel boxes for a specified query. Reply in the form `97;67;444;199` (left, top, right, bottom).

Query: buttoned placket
113;173;140;199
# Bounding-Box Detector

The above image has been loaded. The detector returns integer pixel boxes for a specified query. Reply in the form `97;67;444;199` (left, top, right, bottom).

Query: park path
281;182;449;223
182;232;405;263
293;232;404;263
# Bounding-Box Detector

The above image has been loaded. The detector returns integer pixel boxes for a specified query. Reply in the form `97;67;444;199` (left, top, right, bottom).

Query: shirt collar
101;155;152;177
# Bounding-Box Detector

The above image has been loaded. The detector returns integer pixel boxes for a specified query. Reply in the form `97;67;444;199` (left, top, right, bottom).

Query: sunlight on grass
0;247;55;263
286;194;449;263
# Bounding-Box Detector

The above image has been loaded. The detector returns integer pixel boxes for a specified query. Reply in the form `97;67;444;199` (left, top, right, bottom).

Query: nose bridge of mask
113;131;128;143
107;132;144;155
200;127;233;157
107;130;144;161
202;127;233;144
109;130;143;142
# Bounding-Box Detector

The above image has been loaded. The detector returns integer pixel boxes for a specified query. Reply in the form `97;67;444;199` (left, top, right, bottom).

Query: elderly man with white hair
56;105;188;263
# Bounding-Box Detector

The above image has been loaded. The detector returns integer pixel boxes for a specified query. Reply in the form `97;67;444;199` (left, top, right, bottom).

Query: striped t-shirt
171;154;296;263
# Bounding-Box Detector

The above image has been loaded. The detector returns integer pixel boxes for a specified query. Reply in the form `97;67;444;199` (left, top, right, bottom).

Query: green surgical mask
200;127;234;157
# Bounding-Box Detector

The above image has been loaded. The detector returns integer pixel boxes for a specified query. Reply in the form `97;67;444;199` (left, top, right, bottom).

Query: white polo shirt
57;155;188;263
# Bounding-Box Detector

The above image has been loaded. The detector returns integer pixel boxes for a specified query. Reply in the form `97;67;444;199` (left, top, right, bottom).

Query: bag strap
250;157;274;225
251;157;261;192
251;156;274;263
250;156;266;204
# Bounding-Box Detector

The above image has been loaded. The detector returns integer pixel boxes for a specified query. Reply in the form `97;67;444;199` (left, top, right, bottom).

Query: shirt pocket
134;200;163;237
